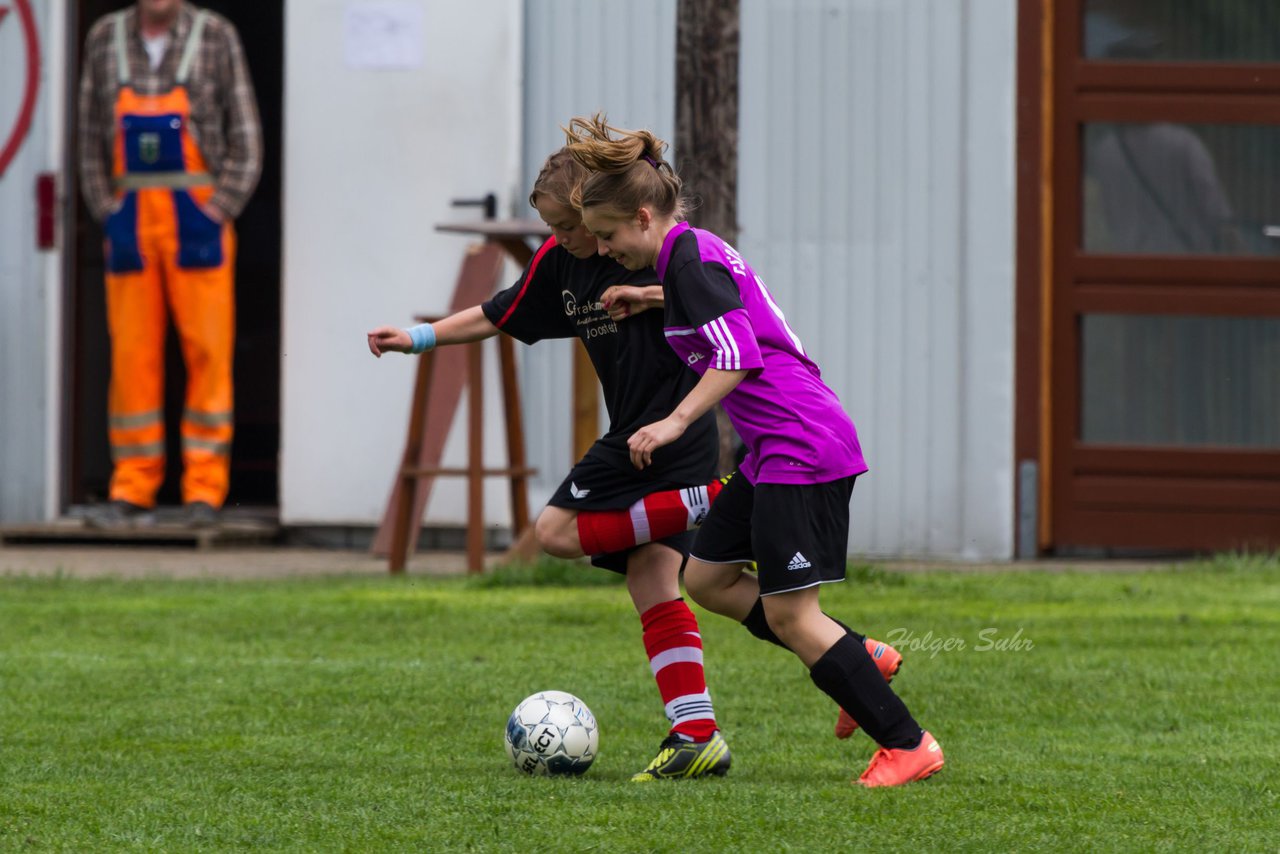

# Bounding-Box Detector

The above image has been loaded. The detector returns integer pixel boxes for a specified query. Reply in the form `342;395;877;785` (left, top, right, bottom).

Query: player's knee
534;512;581;558
682;564;722;608
760;600;804;645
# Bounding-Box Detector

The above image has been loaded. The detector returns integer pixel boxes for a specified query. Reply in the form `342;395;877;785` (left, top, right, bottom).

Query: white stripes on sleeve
699;316;742;371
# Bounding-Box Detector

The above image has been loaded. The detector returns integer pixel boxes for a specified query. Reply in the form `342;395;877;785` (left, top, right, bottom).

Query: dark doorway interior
68;0;283;508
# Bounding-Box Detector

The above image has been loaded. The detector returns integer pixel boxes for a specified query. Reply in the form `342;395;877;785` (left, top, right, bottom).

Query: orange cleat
855;731;944;787
834;638;903;739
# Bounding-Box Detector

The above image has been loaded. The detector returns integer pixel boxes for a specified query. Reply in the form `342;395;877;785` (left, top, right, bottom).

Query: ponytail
562;113;686;220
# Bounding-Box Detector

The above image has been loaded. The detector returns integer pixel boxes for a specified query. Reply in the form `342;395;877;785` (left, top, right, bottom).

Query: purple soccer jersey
656;222;868;485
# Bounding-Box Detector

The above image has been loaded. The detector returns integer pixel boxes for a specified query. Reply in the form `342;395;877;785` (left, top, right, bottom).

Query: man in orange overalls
78;0;261;528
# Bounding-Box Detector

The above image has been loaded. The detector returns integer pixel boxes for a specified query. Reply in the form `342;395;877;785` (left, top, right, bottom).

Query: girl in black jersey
367;149;732;781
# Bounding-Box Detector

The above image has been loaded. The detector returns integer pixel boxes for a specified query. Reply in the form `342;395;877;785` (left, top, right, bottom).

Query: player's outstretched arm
602;285;664;321
367;306;499;357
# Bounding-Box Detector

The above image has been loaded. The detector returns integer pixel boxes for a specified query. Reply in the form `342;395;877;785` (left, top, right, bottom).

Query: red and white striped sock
577;479;724;556
641;598;718;742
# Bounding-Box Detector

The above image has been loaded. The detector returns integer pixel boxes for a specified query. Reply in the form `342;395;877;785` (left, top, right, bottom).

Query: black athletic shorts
547;454;700;575
690;472;858;596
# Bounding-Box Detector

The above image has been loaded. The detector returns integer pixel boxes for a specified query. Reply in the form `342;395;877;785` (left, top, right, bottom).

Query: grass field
2;555;1278;852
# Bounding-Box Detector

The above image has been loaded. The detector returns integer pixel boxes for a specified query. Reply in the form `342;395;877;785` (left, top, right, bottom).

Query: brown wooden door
1047;1;1280;551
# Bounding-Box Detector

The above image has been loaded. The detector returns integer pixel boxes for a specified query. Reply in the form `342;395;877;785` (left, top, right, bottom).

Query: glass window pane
1084;1;1280;62
1082;123;1280;256
1081;314;1280;448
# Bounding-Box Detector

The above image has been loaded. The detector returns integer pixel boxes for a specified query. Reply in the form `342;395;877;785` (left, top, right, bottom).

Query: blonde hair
528;147;588;211
562;113;686;221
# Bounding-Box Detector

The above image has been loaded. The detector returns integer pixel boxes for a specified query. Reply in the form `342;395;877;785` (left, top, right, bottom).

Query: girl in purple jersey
565;115;944;788
367;149;733;781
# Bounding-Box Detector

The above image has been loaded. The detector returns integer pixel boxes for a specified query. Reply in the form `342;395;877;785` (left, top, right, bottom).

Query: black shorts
547;454;702;575
691;473;858;596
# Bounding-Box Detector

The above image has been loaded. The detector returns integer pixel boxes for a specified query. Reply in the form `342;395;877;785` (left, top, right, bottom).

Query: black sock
809;633;922;749
741;599;867;648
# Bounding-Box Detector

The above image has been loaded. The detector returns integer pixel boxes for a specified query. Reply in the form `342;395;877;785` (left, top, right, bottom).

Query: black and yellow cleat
630;732;731;782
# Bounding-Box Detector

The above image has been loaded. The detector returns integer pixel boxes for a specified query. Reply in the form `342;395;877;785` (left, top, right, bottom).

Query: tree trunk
675;0;740;245
675;0;742;476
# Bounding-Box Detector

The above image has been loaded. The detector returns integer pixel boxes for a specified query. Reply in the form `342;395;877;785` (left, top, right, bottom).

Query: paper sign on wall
345;1;424;70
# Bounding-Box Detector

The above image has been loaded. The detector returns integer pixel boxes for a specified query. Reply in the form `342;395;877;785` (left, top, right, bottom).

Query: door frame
1016;0;1280;554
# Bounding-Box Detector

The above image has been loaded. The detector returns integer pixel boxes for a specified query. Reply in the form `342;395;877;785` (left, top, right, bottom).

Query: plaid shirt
78;2;262;222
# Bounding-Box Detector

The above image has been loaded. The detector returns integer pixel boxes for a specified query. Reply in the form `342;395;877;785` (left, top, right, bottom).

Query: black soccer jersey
481;237;718;482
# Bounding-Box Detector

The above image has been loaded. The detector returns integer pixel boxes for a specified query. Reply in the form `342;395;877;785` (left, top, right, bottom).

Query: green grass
2;555;1278;852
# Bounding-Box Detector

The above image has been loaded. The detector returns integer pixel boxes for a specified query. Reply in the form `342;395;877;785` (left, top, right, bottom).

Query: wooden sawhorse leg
389;347;436;574
385;333;537;573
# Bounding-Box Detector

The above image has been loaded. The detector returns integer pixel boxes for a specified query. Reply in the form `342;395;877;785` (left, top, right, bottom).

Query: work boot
85;500;156;531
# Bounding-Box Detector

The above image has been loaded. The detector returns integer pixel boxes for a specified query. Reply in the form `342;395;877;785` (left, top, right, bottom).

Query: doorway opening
66;0;284;510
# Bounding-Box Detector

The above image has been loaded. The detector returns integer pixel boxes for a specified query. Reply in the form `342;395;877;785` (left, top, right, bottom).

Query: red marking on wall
36;172;56;249
0;0;41;179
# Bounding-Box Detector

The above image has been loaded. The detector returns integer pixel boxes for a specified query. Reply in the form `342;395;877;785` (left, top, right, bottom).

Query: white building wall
0;0;66;522
280;0;524;525
523;0;1017;558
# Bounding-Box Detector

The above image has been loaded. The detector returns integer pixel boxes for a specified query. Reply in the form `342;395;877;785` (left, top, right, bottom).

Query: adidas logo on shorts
786;552;812;570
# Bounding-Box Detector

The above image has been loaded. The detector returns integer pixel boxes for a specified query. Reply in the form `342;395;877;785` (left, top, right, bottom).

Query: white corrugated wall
737;0;1016;559
520;0;678;511
521;0;1015;559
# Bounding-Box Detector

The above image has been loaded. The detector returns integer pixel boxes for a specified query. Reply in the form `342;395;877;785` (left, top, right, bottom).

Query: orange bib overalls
102;10;235;509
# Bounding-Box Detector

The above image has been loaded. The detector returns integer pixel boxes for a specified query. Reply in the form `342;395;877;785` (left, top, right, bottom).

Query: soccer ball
504;690;599;776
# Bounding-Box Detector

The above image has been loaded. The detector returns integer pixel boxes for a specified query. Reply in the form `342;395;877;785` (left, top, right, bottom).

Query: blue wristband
408;323;437;354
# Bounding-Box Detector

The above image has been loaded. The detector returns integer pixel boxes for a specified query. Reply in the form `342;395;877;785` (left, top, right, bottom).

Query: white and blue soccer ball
504;690;599;776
